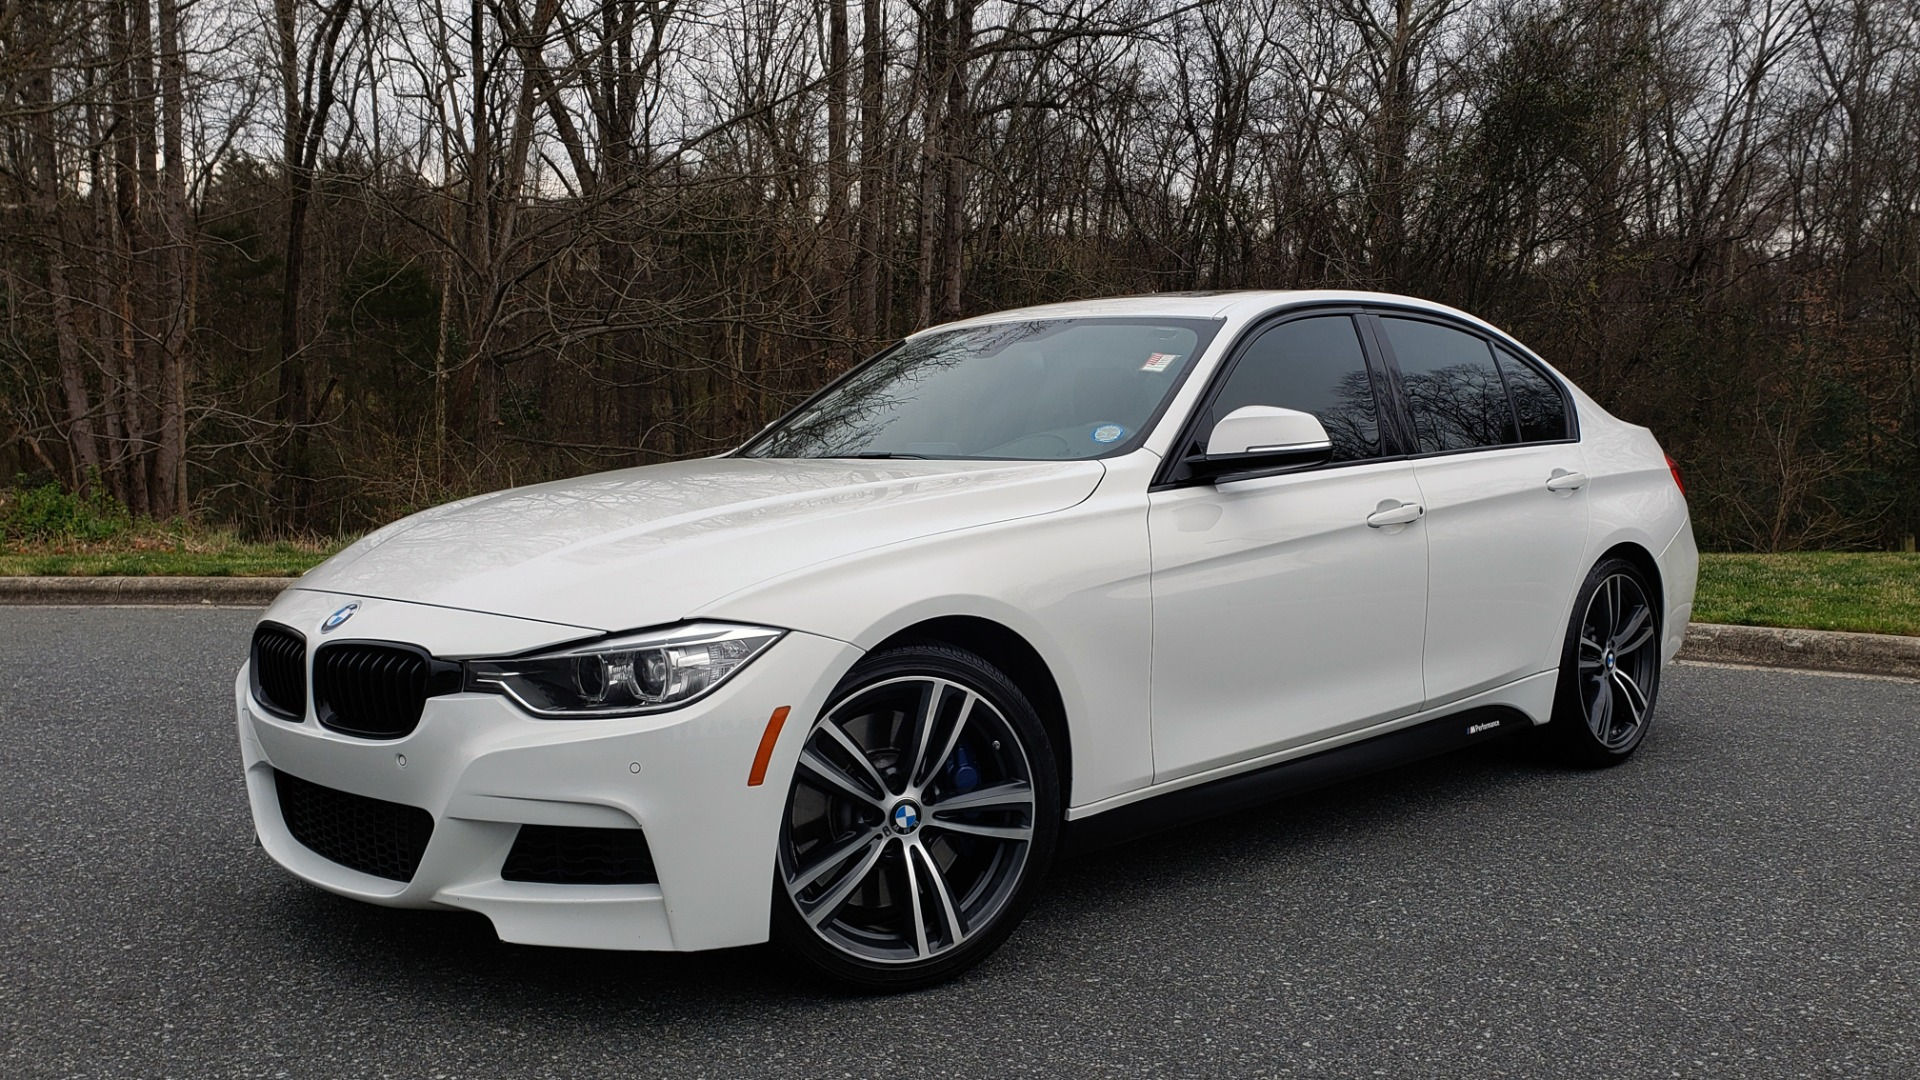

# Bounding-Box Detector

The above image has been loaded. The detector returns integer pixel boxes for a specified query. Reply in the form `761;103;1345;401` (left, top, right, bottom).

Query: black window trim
1361;306;1580;460
1490;339;1576;447
1152;305;1410;490
1151;300;1581;490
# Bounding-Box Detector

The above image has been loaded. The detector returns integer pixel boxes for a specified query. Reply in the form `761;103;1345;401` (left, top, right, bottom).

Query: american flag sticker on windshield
1141;352;1180;372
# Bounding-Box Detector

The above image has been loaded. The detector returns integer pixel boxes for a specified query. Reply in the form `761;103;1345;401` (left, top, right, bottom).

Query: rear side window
1210;316;1382;462
1495;346;1570;442
1381;317;1517;453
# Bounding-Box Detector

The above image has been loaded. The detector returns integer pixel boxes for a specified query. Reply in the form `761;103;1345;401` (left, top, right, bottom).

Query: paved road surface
3;607;1915;1078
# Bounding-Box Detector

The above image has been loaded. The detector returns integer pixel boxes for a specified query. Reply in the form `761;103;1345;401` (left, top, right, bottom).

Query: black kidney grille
250;623;307;720
313;642;435;739
502;825;659;885
273;769;433;882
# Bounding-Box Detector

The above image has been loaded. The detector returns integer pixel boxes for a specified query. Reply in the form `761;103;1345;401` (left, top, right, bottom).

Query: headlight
465;622;784;718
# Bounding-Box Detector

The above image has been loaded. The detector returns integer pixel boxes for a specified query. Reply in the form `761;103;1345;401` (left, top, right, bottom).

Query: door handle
1545;469;1588;492
1366;501;1424;528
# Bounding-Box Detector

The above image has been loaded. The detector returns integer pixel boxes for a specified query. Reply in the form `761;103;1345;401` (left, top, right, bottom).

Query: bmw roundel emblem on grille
321;602;359;633
891;802;920;832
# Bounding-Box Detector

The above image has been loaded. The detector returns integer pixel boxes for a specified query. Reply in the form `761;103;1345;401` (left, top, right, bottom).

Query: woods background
1;0;1916;551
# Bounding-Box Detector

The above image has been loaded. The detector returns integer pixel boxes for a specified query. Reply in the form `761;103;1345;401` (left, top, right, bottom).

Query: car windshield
740;317;1224;460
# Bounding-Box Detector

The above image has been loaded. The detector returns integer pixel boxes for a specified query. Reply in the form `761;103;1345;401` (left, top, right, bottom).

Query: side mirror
1194;405;1333;481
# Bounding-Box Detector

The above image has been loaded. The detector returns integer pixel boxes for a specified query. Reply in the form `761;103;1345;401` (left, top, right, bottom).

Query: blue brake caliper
946;743;981;793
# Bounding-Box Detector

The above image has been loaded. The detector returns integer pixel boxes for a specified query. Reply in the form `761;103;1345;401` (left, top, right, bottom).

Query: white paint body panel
236;290;1697;953
704;453;1160;803
1146;460;1429;780
1414;442;1592;707
299;457;1105;631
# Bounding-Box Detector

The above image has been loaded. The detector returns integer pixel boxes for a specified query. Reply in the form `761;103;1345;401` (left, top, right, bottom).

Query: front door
1149;314;1429;782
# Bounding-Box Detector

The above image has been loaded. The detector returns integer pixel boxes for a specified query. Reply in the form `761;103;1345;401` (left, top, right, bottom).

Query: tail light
1664;452;1685;496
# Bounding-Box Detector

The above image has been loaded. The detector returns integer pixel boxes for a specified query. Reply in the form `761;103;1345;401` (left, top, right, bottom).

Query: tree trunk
463;0;501;455
854;0;886;340
827;0;852;332
111;0;152;515
937;1;971;321
912;0;947;328
156;0;191;516
270;0;354;527
273;0;312;526
23;6;101;485
1369;0;1417;287
86;92;131;505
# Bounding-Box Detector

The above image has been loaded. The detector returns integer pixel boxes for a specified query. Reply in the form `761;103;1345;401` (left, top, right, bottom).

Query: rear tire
770;643;1060;991
1548;557;1662;767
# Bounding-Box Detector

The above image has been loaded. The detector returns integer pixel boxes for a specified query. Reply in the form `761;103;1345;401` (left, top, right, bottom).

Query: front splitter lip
234;623;863;952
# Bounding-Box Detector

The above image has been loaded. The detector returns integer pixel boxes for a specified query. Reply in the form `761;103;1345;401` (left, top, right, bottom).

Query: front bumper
236;589;860;951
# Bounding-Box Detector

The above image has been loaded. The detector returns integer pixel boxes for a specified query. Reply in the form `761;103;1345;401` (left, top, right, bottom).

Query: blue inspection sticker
1091;424;1125;444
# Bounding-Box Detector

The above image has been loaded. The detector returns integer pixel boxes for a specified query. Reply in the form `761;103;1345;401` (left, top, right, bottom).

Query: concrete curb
0;576;294;606
1678;622;1920;679
2;576;1917;679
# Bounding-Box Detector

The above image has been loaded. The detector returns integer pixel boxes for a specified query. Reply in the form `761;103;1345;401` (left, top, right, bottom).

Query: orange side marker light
747;706;792;787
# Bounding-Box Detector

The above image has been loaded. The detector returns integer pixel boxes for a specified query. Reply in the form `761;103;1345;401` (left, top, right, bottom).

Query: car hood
296;456;1106;632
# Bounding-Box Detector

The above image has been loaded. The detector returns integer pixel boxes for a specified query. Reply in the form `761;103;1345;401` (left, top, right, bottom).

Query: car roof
919;290;1507;339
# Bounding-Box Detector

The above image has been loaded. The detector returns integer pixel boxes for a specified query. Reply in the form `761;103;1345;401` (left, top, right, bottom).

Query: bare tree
1;0;1916;550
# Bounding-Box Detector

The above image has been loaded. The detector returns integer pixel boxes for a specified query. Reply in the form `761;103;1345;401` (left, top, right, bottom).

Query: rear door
1369;313;1590;707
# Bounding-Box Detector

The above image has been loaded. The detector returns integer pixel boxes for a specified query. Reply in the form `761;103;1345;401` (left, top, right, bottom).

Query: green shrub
0;480;133;543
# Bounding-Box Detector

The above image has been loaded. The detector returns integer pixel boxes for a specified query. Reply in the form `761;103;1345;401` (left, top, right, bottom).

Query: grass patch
0;541;336;577
1;480;346;577
1695;552;1920;637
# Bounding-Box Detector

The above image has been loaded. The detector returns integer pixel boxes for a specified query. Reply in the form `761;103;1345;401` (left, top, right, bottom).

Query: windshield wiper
834;451;928;459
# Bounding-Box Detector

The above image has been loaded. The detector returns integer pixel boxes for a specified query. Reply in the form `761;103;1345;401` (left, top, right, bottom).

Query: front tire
771;643;1061;990
1548;557;1663;766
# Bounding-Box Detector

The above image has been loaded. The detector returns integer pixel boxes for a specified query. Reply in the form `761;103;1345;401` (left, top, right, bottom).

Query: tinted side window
1382;317;1517;453
1211;316;1381;462
1495;346;1570;442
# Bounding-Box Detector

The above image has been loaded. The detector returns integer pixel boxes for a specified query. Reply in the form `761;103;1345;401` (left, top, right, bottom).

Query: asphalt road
2;607;1916;1079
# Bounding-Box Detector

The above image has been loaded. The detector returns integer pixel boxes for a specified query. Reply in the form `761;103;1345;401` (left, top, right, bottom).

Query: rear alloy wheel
772;644;1059;990
1550;558;1662;765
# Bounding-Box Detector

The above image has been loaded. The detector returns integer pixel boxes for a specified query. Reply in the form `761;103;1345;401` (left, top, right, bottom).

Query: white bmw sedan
236;291;1696;988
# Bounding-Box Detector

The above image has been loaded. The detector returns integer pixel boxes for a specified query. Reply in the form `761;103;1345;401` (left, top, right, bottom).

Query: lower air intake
501;825;658;885
274;769;434;882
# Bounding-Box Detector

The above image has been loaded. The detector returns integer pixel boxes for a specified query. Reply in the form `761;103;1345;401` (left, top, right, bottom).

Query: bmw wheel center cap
321;602;360;633
891;800;921;834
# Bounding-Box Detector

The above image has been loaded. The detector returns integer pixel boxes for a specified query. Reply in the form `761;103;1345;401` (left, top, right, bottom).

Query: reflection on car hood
296;457;1105;631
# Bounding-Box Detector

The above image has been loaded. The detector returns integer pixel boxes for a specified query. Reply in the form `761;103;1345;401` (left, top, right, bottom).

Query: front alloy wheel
772;644;1059;989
